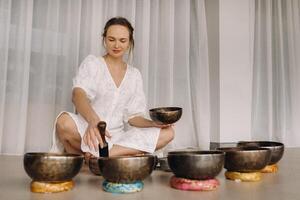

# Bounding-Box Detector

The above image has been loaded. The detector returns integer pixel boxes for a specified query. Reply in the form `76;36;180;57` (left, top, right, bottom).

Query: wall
206;0;253;143
219;0;253;142
205;0;220;143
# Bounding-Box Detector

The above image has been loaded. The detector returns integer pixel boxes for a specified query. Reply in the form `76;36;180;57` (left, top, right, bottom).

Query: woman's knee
56;113;76;140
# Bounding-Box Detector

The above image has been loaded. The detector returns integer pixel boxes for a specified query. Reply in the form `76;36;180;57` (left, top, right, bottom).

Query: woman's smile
112;49;122;54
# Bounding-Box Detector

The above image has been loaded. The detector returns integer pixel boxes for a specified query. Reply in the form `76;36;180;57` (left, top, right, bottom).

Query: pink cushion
170;176;219;191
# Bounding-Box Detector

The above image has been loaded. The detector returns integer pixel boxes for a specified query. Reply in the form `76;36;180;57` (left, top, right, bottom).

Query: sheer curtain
0;0;210;155
252;0;300;146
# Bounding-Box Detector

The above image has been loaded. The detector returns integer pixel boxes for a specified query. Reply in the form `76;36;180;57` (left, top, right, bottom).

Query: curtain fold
252;0;300;146
1;0;33;154
189;0;210;149
0;0;11;152
0;0;211;154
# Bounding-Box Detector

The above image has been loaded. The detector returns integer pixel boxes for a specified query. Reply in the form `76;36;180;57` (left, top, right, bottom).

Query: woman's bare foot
84;152;94;165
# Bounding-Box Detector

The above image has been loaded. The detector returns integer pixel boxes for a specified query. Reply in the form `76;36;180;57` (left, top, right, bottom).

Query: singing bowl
237;141;284;165
167;151;225;180
149;107;182;124
98;155;156;183
23;153;84;182
217;147;271;172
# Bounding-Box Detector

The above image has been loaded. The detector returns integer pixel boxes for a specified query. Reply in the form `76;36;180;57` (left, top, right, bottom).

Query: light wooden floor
0;148;299;200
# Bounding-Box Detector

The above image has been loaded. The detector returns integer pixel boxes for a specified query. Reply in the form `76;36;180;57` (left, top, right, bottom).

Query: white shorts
50;112;161;157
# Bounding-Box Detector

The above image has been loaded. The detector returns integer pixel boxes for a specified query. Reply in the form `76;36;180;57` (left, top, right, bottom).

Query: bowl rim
149;107;182;112
237;141;284;147
98;154;156;161
24;152;84;158
167;150;225;156
217;147;271;152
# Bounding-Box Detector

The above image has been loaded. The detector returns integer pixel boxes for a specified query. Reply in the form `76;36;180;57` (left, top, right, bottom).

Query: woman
51;17;174;159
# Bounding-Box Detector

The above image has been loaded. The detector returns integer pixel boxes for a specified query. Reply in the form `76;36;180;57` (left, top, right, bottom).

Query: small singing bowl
23;152;84;182
149;107;182;124
237;141;284;165
98;154;156;183
167;150;225;180
217;147;271;172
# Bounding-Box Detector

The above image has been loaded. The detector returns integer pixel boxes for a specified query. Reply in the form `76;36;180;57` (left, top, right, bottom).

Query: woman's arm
128;116;171;129
72;88;100;124
72;88;105;150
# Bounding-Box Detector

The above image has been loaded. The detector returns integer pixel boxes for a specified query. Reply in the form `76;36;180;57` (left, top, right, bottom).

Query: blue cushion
102;180;144;193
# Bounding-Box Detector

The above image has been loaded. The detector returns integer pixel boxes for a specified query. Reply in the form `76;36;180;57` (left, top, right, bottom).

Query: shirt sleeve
72;55;98;101
123;69;147;123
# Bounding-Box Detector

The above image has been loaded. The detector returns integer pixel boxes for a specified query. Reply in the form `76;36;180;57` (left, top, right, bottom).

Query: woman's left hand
128;116;173;128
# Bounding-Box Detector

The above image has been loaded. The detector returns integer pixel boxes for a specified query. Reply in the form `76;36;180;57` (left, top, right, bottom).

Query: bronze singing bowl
91;155;158;176
149;107;182;124
167;151;225;180
237;141;284;165
23;152;84;182
217;147;271;172
98;155;156;183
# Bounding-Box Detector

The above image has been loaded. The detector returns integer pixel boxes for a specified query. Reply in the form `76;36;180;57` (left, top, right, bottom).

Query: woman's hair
102;17;134;56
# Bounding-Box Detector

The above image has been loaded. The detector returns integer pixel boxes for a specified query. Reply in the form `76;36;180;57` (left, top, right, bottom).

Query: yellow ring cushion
225;171;262;182
30;180;74;193
261;164;278;173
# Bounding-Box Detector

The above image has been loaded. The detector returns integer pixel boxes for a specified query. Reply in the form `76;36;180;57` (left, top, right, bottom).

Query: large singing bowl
98;155;156;183
217;147;271;172
149;107;182;124
237;141;284;165
167;150;225;180
23;153;84;182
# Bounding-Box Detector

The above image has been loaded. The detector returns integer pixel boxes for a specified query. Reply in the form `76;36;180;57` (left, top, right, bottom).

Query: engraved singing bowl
23;152;84;182
98;154;156;183
149;107;182;124
217;147;271;172
167;150;225;180
237;141;284;165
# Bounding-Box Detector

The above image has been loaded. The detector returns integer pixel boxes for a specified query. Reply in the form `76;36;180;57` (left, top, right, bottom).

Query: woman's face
104;25;130;59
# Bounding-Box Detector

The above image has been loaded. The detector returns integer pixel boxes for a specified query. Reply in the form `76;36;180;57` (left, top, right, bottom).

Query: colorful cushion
30;180;74;193
225;171;262;182
261;164;278;173
170;176;219;191
102;180;144;193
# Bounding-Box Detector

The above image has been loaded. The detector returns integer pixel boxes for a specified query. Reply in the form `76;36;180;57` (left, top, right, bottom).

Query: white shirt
51;55;160;156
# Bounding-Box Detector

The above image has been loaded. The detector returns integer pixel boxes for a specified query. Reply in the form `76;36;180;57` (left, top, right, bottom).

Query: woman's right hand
83;121;111;151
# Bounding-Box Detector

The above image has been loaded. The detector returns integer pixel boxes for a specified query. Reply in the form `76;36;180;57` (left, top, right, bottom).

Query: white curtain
0;0;210;155
252;0;300;146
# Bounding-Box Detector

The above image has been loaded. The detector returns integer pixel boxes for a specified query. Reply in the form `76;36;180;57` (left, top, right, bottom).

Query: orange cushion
261;164;278;173
30;180;74;193
225;171;261;182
